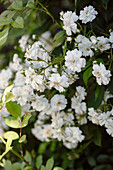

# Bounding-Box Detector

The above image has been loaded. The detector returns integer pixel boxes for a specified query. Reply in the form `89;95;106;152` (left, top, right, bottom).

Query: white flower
0;107;9;130
105;118;113;137
39;31;53;51
88;108;100;125
60;11;78;35
63;141;78;149
96;36;110;52
50;94;67;111
92;63;111;85
32;125;53;142
14;71;26;86
19;35;29;52
98;111;111;126
0;68;12;89
90;36;97;44
75;86;87;101
12;85;33;106
25;67;46;92
78;37;94;57
65;49;86;72
51;111;74;128
64;126;85;147
9;54;23;71
71;96;86;114
76;114;87;125
21;104;32;117
75;34;85;43
109;32;113;43
48;73;69;92
79;5;98;24
25;41;51;68
104;90;113;102
31;95;49;112
62;68;79;85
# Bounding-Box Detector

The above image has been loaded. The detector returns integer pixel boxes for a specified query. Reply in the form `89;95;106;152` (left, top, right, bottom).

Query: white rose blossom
79;5;98;24
60;11;78;35
65;49;86;72
92;63;111;85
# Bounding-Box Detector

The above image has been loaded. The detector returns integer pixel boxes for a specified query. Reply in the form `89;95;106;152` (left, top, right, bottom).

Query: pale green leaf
53;167;64;170
53;30;65;41
4;160;12;170
11;16;24;28
21;115;31;128
6;101;21;119
0;10;11;17
4;131;19;141
5;116;20;128
46;157;54;170
11;0;23;10
53;36;65;49
0;27;9;46
2;84;14;103
0;17;13;26
24;151;32;163
36;155;43;169
19;135;26;143
41;165;46;170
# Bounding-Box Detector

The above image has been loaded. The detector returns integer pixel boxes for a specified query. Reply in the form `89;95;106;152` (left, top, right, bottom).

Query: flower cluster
0;5;113;150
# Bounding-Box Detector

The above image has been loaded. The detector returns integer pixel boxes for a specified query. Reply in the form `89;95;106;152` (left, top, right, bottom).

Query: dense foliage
0;0;113;170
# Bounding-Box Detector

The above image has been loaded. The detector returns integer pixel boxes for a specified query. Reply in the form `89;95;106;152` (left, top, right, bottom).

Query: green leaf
26;0;35;8
11;0;23;10
3;92;14;104
93;164;112;170
46;157;54;170
88;156;96;166
6;101;21;119
53;167;64;170
88;86;105;109
95;85;101;101
2;84;14;103
41;165;46;170
102;0;110;9
93;128;102;146
96;58;104;64
36;155;43;169
0;27;9;46
12;162;21;170
21;115;31;128
108;76;113;95
0;10;11;17
0;17;13;26
19;135;26;143
53;36;65;49
97;154;109;163
38;143;49;154
24;151;32;163
4;160;12;170
53;30;65;41
83;66;92;85
5;116;20;128
11;16;24;28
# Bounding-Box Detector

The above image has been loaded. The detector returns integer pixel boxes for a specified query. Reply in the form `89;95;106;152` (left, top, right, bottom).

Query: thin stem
19;119;24;158
36;0;61;27
11;149;33;170
0;136;32;169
